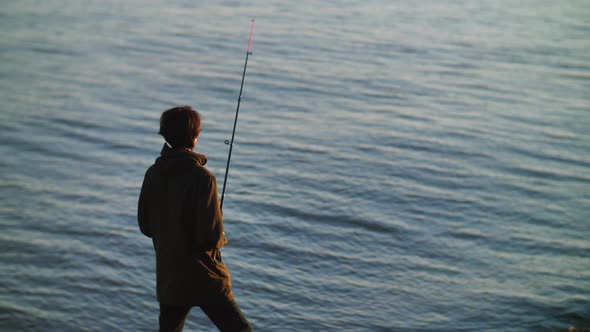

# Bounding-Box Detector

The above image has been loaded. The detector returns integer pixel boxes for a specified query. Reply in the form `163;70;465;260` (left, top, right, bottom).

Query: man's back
139;144;232;306
137;106;251;331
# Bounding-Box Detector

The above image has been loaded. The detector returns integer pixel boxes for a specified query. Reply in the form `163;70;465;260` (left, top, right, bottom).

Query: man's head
159;106;201;149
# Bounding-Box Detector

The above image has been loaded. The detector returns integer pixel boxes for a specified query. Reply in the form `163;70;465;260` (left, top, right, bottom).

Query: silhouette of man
138;106;252;332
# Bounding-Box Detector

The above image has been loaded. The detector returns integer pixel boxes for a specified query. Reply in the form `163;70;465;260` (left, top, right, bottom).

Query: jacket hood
154;143;208;175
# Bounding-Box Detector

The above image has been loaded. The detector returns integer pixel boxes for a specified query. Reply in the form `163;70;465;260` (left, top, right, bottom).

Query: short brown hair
159;106;201;149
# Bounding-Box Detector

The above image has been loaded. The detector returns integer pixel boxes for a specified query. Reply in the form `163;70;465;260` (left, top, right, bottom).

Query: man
138;106;252;332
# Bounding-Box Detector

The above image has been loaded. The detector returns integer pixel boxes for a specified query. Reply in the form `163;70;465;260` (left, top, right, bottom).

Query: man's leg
159;303;192;332
200;299;252;332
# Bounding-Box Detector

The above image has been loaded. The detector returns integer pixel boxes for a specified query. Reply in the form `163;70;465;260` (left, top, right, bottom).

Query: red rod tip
247;20;255;53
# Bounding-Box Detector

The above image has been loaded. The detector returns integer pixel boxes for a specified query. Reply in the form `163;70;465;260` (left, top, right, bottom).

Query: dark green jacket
138;144;233;305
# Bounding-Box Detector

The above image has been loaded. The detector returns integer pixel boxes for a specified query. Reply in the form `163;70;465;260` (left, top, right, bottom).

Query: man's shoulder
142;158;216;187
143;163;157;177
189;165;216;182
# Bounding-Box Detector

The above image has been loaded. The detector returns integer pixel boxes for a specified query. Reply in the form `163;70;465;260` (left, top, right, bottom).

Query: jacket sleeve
195;172;227;250
137;170;152;238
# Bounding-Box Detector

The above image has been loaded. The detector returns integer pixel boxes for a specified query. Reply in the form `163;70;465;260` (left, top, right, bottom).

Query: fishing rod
220;19;255;211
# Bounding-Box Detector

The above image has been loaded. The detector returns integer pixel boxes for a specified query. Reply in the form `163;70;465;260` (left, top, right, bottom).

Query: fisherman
138;106;252;332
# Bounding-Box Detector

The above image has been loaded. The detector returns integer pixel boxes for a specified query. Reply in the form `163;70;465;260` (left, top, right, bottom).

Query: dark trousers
159;299;252;332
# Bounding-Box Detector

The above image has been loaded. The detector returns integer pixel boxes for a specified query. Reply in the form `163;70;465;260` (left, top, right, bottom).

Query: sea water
1;1;589;331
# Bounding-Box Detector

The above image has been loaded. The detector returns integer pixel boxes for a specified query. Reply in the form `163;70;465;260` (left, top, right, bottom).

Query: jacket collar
160;143;207;166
